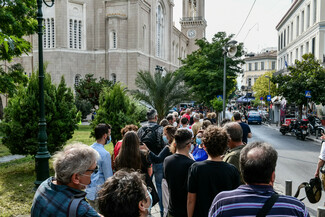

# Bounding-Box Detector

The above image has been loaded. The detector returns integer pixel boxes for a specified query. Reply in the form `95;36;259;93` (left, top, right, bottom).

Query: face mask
189;144;194;154
145;190;153;213
106;135;111;145
163;135;168;144
196;138;202;145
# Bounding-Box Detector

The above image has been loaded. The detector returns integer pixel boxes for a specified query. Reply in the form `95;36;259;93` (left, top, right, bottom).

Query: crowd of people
31;107;310;217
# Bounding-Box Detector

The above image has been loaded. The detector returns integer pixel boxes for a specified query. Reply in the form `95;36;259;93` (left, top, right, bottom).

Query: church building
14;0;207;90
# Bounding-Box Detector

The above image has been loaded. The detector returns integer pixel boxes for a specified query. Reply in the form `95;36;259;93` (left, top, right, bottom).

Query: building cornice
276;0;301;30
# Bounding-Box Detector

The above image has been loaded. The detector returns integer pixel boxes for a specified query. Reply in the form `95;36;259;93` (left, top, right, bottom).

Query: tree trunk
298;104;302;121
0;97;3;120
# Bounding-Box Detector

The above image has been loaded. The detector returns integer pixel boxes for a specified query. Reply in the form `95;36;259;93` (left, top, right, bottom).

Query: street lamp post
222;40;237;119
34;0;54;188
265;75;271;123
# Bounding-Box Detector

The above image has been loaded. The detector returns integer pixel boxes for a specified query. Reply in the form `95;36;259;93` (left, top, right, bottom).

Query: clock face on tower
187;29;196;38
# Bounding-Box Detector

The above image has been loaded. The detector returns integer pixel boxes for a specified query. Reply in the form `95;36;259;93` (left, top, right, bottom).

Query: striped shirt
209;185;310;217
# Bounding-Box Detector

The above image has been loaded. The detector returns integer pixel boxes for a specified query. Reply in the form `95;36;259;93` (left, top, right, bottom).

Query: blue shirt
31;177;99;217
86;142;113;200
209;185;310;217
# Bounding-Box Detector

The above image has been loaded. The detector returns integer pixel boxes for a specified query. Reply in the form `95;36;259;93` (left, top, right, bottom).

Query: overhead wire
235;0;257;38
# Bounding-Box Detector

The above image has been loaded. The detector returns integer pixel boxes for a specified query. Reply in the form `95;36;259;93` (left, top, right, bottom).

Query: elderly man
209;142;310;217
222;122;245;172
31;143;101;217
97;170;152;217
191;113;202;138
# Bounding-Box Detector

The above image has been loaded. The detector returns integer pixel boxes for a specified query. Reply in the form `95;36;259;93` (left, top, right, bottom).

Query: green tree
0;0;37;61
0;63;28;119
273;54;325;119
75;97;92;120
0;71;78;156
210;97;223;121
75;74;113;109
132;70;189;121
177;32;244;105
252;71;276;100
91;83;142;143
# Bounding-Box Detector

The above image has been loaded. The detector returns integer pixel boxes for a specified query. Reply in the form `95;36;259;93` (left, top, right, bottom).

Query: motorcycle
295;120;309;140
280;119;309;140
308;116;325;137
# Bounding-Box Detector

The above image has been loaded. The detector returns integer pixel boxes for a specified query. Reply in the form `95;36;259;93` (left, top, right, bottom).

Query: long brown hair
164;125;177;154
115;131;141;171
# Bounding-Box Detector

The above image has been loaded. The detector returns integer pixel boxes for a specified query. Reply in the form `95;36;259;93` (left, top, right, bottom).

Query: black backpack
294;177;322;204
140;124;162;155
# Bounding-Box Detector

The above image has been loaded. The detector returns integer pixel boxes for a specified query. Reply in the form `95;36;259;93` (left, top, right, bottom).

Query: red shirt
113;140;122;160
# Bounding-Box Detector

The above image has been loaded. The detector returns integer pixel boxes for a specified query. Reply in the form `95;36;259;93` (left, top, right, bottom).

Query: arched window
43;18;55;48
68;19;83;49
110;31;117;49
156;3;164;58
75;74;81;87
111;73;117;84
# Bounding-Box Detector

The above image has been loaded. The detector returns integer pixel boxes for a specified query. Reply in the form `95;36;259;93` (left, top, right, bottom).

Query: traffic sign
217;95;223;100
267;95;271;102
305;90;311;98
260;97;264;100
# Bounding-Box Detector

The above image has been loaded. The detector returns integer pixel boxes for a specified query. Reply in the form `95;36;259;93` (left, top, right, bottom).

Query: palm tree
132;70;189;121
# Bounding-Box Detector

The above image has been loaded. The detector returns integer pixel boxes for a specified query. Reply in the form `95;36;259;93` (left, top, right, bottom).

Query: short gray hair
147;109;157;120
193;113;200;120
53;143;99;184
224;122;242;142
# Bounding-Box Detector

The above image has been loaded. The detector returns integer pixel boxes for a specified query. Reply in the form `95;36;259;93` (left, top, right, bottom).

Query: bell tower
181;0;207;54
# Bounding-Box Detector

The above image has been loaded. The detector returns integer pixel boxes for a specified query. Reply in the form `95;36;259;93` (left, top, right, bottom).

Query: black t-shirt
239;122;251;144
188;160;240;217
164;154;195;217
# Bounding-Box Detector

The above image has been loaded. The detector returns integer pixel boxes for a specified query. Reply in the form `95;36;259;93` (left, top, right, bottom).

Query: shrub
91;84;141;143
0;71;78;156
75;97;92;120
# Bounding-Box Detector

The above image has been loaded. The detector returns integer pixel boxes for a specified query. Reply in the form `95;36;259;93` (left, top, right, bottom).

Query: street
249;124;323;216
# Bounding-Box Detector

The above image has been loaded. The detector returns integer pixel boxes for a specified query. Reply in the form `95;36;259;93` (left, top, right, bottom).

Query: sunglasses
86;165;99;174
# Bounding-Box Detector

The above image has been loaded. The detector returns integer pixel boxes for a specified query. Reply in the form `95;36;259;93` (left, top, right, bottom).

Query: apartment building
276;0;325;73
241;49;277;95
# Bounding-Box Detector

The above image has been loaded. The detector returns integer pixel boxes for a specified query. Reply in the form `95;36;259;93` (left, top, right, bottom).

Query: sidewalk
262;122;323;144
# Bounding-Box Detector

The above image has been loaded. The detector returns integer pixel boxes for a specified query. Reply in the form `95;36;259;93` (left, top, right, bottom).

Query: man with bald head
223;122;245;180
209;142;309;217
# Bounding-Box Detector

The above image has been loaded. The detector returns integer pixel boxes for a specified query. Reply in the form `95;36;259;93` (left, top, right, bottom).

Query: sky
173;0;293;53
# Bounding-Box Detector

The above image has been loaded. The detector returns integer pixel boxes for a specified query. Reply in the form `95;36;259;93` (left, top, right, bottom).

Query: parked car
247;111;262;125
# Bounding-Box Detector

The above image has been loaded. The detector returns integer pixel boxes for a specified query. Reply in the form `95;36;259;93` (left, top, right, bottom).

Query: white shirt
319;142;325;161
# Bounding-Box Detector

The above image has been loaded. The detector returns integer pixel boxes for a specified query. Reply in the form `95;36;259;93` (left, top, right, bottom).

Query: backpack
294;177;322;204
140;124;162;155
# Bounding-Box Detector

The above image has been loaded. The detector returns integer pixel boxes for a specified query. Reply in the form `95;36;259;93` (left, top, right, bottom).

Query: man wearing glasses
31;143;101;216
86;123;113;211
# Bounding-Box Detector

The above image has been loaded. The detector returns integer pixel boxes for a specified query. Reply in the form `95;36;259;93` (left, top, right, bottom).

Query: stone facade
9;0;206;92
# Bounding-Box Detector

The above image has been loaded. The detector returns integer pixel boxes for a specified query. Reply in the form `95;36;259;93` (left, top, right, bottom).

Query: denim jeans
153;163;164;217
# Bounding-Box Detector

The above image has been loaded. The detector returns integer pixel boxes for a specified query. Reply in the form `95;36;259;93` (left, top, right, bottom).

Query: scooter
308;116;325;138
280;118;297;135
280;119;309;140
295;120;309;140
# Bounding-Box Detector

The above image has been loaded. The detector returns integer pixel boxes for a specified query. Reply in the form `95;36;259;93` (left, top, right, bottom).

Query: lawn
0;125;114;217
